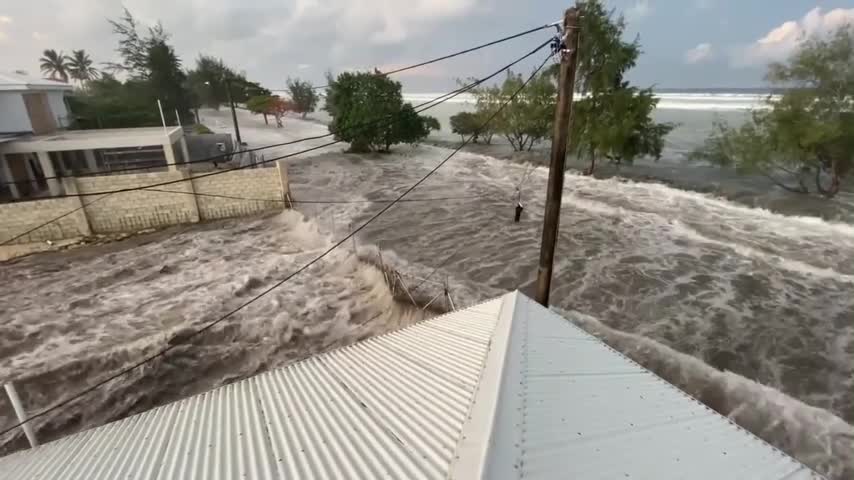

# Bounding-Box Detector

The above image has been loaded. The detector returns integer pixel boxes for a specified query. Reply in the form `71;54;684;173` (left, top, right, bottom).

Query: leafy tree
495;69;556;151
146;39;191;123
106;8;168;77
68;9;193;127
68;74;162;128
286;78;319;117
39;49;69;82
186;55;269;110
450;111;481;142
568;0;674;172
247;95;275;125
66;49;100;88
324;71;435;153
694;27;854;198
466;83;503;144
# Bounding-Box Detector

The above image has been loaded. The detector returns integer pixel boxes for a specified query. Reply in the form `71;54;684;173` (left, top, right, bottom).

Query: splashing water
1;135;851;478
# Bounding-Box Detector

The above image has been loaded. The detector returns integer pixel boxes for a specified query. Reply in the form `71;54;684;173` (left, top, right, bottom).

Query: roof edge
448;290;520;478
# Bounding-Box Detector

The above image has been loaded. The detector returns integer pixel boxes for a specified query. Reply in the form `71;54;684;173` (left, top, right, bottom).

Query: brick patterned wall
0;162;287;245
192;166;283;220
0;197;86;244
76;171;199;233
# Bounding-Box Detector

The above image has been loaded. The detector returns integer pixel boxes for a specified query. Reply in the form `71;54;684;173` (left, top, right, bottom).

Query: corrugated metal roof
0;292;820;479
469;293;819;480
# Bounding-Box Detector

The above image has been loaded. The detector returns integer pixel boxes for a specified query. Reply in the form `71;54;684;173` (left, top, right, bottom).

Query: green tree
495;69;556;151
694;27;854;198
68;74;162;128
68;9;194;128
286;78;319;117
187;55;269;109
450;111;481;142
39;49;69;82
324;71;435;153
66;49;100;88
569;0;674;172
246;95;276;125
106;8;168;77
146;39;191;123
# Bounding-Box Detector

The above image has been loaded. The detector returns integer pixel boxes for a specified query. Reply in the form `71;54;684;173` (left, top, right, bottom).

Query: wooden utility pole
534;7;580;307
226;77;243;146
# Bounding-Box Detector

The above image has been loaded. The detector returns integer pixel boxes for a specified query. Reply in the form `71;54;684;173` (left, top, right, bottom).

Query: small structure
0;71;191;200
0;292;820;479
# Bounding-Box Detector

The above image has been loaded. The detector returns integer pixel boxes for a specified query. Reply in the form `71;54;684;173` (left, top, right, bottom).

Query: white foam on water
2;110;850;479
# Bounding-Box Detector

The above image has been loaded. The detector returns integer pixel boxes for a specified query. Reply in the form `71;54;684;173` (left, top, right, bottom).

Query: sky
1;0;853;92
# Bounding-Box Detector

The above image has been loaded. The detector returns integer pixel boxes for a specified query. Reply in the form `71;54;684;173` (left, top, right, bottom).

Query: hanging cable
2;38;551;201
0;24;555;188
308;21;559;90
0;51;552;438
1;39;552;246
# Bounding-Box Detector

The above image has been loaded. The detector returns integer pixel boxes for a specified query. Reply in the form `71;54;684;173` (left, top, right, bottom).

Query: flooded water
1;104;852;478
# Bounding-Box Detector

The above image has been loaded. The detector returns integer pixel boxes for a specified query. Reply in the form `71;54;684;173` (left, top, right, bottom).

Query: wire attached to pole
0;51;554;439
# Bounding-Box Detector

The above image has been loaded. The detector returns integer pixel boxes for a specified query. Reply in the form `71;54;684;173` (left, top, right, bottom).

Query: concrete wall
194;167;282;220
184;133;233;162
0;92;31;133
0;163;289;245
45;91;69;127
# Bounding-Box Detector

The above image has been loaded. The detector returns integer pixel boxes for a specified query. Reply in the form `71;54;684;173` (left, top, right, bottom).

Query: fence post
4;383;38;448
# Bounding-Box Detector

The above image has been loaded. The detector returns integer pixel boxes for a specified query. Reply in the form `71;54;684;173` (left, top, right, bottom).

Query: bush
286;78;318;118
193;123;213;134
450;111;481;142
325;71;436;152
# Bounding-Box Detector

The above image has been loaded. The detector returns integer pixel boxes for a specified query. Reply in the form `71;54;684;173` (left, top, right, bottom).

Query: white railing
3;383;38;448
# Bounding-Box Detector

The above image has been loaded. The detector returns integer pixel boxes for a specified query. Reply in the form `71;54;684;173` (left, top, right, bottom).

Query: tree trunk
263;113;268;125
815;160;840;198
584;147;596;175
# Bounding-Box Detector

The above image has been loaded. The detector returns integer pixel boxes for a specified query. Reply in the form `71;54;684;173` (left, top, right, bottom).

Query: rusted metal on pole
535;7;580;307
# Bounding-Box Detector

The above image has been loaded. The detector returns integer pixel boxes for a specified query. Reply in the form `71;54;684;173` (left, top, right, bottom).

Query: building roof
0;71;73;92
0;127;185;154
0;291;820;479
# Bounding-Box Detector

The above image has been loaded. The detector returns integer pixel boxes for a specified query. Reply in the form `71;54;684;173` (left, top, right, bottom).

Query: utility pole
225;77;242;146
534;7;580;307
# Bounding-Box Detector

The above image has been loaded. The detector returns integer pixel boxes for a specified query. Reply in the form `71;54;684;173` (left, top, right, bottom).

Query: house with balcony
0;71;191;200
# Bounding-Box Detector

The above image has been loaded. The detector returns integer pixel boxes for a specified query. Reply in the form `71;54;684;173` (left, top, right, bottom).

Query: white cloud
0;15;12;24
684;43;713;64
297;64;311;70
625;0;651;22
0;0;480;87
694;0;712;10
733;7;854;67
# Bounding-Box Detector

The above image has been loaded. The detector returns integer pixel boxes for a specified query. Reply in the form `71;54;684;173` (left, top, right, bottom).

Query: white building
0;71;191;200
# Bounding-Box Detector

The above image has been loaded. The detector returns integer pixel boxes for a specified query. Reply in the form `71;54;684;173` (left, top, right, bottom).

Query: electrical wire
2;38;550;202
0;39;551;247
0;51;552;438
0;23;554;188
143;188;493;205
308;21;557;90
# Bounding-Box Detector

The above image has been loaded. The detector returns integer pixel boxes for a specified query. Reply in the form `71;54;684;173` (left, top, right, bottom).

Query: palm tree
66;49;100;88
39;49;70;82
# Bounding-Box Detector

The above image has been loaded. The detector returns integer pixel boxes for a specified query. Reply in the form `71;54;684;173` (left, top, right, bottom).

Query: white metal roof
0;291;819;479
0;72;73;92
0;127;185;154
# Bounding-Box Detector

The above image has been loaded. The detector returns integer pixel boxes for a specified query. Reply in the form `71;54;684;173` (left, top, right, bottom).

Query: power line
309;21;557;90
1;24;553;188
0;51;552;439
144;188;494;205
2;38;550;201
1;39;550;246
